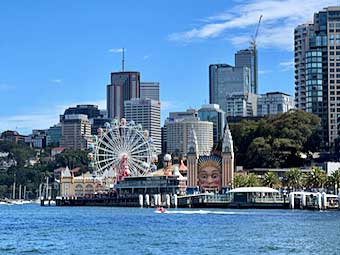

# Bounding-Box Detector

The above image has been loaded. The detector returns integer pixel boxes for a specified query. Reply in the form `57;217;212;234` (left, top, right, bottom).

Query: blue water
0;205;339;255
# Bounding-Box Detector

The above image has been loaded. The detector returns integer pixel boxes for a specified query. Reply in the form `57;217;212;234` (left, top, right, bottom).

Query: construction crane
250;15;262;94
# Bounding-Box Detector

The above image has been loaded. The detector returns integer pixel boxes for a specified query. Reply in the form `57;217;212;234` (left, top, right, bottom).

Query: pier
55;193;179;208
289;191;339;210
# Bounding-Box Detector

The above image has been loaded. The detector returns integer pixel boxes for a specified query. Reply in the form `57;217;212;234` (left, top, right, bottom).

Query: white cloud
258;69;272;75
50;79;62;84
0;99;106;135
279;61;294;71
169;0;337;50
0;113;59;135
109;48;125;53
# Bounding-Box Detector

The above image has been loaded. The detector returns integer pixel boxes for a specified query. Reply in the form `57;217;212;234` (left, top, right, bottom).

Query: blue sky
0;0;337;134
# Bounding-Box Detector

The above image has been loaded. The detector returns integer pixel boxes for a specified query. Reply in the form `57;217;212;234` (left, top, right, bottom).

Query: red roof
70;167;80;173
52;147;65;152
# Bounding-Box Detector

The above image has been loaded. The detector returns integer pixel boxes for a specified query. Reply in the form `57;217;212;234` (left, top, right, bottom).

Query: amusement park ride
88;118;158;183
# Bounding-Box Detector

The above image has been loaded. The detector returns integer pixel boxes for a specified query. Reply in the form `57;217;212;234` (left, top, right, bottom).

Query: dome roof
163;154;172;161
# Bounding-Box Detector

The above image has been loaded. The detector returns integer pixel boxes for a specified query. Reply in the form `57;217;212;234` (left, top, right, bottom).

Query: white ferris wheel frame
93;121;155;177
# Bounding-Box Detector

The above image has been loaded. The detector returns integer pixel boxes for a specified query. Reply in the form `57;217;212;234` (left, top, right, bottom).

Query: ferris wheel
91;118;157;178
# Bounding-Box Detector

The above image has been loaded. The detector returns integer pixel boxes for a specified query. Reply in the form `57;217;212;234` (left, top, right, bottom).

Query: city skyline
0;0;338;134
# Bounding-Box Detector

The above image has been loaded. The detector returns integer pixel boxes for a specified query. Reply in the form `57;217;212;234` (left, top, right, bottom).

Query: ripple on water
1;205;340;255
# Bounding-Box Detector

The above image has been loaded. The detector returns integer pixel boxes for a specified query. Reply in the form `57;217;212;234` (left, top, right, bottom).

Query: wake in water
155;210;241;215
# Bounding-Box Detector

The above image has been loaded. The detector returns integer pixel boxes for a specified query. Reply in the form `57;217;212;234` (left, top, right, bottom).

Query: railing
180;194;287;204
252;196;285;203
203;194;232;203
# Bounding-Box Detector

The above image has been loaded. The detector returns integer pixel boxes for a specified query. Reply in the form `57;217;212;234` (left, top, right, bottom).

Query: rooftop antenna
122;48;125;72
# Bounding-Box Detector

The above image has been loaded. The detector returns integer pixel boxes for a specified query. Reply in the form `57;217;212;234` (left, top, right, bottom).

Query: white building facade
257;92;294;116
124;98;161;154
166;119;213;156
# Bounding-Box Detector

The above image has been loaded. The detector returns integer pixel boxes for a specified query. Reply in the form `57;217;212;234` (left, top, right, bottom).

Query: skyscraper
61;104;109;135
140;82;160;101
107;71;140;119
60;114;91;150
235;49;258;94
295;6;340;147
209;64;250;113
198;104;226;145
124;98;161;154
294;23;314;111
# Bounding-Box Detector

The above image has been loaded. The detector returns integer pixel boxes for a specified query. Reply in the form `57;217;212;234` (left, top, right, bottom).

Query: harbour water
0;204;339;255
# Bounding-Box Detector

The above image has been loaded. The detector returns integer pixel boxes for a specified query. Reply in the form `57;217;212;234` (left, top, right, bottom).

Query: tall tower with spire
187;127;199;187
221;124;234;189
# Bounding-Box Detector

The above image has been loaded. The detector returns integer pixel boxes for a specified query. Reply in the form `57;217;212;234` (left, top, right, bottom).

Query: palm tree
247;173;260;187
233;173;247;188
331;170;340;194
325;175;335;194
306;167;327;191
263;172;279;188
285;168;303;191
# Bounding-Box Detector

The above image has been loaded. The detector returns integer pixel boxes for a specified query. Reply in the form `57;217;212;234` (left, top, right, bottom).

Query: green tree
0;185;8;198
229;110;321;168
229;120;259;167
0;140;60;198
54;149;90;173
306;167;327;190
285;168;303;191
247;137;275;168
233;173;248;188
263;172;279;188
247;173;260;187
0;140;36;166
331;170;340;194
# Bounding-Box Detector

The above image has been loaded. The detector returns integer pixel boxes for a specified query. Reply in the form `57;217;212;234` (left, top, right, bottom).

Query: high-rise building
107;71;140;119
61;105;108;135
47;124;62;147
209;64;251;114
225;93;258;117
235;49;258;94
124;98;161;154
25;129;47;148
162;109;198;154
140;82;160;101
198;104;226;144
294;23;314;111
295;6;340;147
60;114;91;150
166;118;213;156
257;92;294;116
63;105;102;120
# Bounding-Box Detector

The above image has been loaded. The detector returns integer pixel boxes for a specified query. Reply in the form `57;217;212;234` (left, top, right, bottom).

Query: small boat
156;207;167;213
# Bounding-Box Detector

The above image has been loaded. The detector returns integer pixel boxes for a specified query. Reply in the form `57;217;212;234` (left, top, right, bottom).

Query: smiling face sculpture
198;156;222;192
